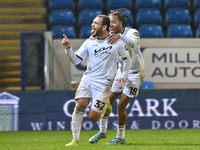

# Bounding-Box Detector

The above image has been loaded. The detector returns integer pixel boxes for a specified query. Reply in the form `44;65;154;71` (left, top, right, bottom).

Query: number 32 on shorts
94;100;105;110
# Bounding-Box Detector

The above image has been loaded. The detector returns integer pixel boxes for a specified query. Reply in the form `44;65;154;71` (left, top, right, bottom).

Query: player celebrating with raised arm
62;15;131;146
89;8;145;145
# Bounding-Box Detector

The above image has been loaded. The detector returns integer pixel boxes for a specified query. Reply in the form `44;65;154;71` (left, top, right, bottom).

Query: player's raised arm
62;34;82;65
62;34;71;49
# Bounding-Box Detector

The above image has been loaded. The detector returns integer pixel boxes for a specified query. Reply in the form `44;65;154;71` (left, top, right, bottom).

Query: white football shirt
119;27;145;74
75;34;130;84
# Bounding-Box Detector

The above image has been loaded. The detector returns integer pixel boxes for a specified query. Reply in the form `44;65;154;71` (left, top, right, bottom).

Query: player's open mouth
109;28;115;34
91;28;96;34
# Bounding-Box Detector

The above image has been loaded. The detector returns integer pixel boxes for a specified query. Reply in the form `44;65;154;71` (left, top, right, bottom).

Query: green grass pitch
1;129;200;150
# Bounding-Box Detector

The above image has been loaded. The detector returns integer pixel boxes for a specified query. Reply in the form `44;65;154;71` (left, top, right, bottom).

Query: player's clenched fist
62;34;71;49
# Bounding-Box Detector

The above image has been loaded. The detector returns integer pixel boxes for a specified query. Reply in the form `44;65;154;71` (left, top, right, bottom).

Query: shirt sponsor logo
94;46;112;55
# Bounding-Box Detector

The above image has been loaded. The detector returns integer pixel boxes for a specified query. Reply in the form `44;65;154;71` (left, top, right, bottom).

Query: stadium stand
78;0;103;12
139;24;163;38
123;10;133;27
164;0;190;10
106;0;132;12
193;0;200;11
165;8;191;27
135;0;162;11
167;24;193;38
136;8;162;27
49;0;74;12
194;8;200;28
79;25;92;38
52;25;76;39
49;9;75;28
47;0;198;38
78;9;102;26
196;25;200;38
140;81;154;89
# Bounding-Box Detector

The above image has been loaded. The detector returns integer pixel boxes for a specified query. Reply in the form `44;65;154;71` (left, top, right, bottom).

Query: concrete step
0;7;46;15
0;31;24;40
0;47;20;55
0;71;20;77
0;62;20;71
0;78;21;87
0;62;20;67
0;87;21;91
0;0;45;7
0;40;20;46
0;86;41;91
0;24;46;31
0;55;20;63
0;14;45;24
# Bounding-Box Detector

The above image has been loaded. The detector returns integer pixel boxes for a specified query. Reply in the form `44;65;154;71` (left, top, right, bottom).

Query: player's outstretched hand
62;34;71;49
107;34;120;44
118;78;125;89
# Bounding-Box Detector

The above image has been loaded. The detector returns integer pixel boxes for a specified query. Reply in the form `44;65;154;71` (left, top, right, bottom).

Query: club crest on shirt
94;46;112;55
133;31;139;37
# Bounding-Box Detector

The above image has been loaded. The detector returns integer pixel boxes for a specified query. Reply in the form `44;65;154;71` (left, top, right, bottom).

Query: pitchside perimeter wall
51;38;200;90
0;90;200;131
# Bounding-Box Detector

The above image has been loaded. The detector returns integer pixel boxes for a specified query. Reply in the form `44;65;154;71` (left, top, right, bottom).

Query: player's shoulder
124;27;140;37
125;27;139;34
83;38;95;45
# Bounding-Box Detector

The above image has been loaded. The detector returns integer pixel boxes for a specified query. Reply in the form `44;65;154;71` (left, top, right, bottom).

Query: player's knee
88;114;99;122
75;103;85;112
88;109;101;122
118;100;127;110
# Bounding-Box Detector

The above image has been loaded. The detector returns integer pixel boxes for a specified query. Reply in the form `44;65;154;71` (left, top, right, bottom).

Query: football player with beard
62;14;131;146
89;8;145;145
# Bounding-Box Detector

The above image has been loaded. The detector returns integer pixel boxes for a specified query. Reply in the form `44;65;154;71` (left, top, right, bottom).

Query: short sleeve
117;41;130;59
75;39;89;59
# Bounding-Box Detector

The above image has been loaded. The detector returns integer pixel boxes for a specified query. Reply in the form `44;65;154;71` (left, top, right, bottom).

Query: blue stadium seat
78;9;102;26
78;0;103;12
194;8;200;28
165;0;190;10
196;25;200;38
167;24;193;38
135;0;162;11
139;24;163;38
194;0;200;11
107;0;132;11
79;25;92;39
52;25;76;39
50;9;75;28
165;8;191;27
49;0;74;12
140;81;154;89
124;10;133;27
136;8;162;27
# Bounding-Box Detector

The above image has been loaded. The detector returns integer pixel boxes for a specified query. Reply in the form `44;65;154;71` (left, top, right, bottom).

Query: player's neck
119;27;125;34
97;31;109;39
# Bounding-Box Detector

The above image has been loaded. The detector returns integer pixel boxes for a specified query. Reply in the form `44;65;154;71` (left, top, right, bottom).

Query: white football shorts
111;70;144;98
75;74;111;115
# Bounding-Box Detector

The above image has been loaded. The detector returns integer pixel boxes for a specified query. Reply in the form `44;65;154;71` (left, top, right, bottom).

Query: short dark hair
97;15;110;32
108;8;130;27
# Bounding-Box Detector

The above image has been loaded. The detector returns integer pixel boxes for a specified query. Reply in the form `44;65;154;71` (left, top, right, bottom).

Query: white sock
116;124;126;139
99;116;108;134
71;109;83;142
